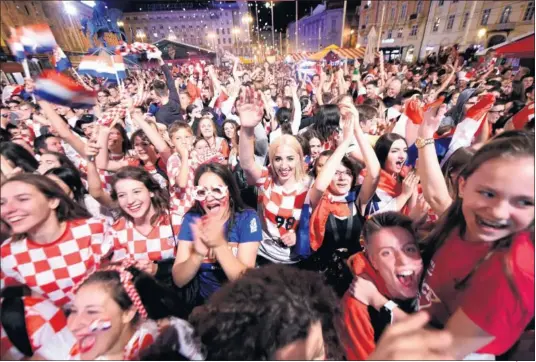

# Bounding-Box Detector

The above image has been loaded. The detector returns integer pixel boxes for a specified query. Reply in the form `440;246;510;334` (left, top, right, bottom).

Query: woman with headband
67;261;201;360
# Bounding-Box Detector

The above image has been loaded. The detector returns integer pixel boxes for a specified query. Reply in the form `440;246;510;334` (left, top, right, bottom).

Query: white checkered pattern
123;319;160;360
110;211;182;262
256;167;312;238
0;296;77;360
0;218;113;308
167;153;199;217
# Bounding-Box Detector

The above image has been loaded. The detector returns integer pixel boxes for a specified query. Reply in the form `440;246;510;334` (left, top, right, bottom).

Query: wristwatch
415;137;435;149
379;300;398;325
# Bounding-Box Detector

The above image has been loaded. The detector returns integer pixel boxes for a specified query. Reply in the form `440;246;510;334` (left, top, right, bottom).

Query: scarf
310;191;357;252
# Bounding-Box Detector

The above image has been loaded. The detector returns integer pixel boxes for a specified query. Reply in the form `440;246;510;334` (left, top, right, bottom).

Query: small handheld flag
52;46;72;72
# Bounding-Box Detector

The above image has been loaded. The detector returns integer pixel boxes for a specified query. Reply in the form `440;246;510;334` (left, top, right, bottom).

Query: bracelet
416;137;435;149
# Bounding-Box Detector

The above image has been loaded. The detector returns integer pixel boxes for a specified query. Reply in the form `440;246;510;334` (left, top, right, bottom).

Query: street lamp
477;28;487;38
207;32;216;51
64;2;77;15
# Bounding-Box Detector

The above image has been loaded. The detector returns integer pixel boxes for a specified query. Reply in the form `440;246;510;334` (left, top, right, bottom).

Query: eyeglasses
192;185;228;201
334;170;352;178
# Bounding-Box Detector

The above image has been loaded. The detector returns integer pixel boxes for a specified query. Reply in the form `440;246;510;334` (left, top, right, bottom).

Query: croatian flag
52;46;71;72
15;24;57;55
7;29;25;61
34;70;97;109
440;94;495;166
78;54;119;81
112;55;127;80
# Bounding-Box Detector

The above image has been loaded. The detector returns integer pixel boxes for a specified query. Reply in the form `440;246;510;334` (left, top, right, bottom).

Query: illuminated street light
232;28;241;34
356;43;361;48
64;1;77;15
477;28;487;38
117;21;124;27
207;33;216;39
242;14;253;23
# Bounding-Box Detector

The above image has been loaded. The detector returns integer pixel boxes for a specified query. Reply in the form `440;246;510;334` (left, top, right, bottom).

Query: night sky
104;0;324;32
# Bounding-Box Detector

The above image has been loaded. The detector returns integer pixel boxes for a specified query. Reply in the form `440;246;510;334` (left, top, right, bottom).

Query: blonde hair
268;134;307;182
196;115;218;139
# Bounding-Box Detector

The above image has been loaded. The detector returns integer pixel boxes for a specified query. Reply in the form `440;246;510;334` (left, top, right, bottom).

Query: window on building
217;29;220;34
481;8;491;25
227;28;231;34
332;18;336;31
397;27;403;38
133;16;138;20
410;24;418;36
387;29;393;39
390;7;395;20
524;2;535;21
416;0;423;14
400;3;407;19
452;0;459;3
499;6;512;23
462;12;469;28
365;15;369;25
432;17;440;32
438;0;444;6
160;25;164;29
218;38;221;44
447;15;455;29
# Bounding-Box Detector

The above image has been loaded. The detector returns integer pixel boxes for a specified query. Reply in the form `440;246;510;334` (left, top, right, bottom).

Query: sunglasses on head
192;185;228;201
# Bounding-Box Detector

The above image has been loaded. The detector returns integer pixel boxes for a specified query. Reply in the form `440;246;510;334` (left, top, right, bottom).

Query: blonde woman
238;98;313;264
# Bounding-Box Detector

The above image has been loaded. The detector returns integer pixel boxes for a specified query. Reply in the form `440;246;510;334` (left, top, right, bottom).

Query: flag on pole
7;28;26;61
34;70;97;109
52;46;72;72
13;24;57;55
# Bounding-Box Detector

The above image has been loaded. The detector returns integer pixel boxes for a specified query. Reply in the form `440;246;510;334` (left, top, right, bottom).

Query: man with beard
341;212;423;360
152;54;182;126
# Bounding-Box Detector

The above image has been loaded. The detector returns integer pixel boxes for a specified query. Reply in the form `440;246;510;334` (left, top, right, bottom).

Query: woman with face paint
1;287;78;360
352;128;535;358
172;163;261;304
196;115;229;159
68;262;200;360
0;174;113;309
238;96;313;265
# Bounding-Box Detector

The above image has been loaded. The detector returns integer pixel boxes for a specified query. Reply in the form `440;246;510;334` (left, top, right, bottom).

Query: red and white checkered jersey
256;167;312;238
110;211;182;262
167;153;199;217
0;296;78;360
0;218;113;308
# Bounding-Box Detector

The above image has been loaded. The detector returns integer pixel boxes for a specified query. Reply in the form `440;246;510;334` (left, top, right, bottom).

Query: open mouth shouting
394;159;405;171
77;334;97;354
204;201;222;215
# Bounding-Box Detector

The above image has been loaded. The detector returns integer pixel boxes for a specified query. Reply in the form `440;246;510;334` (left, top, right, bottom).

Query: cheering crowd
0;44;534;360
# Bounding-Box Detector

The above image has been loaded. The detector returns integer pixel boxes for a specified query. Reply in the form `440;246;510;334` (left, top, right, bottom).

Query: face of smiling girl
114;179;154;222
224;123;236;140
459;156;534;244
384;139;408;174
273;145;299;184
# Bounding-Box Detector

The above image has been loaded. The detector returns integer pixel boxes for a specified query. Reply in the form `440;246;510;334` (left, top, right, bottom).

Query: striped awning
309;44;366;61
285;52;314;62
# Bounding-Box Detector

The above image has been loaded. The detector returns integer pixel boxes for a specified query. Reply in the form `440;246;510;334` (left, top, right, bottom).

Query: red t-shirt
419;230;534;355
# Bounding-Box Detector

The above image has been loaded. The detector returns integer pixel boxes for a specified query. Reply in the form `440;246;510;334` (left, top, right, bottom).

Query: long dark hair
275;107;293;135
1;174;92;241
311;105;341;142
0;142;38;173
188;163;247;237
112;123;131;154
421;131;535;290
0;286;33;357
374;133;407;170
222;119;240;146
45;167;87;207
110;166;171;225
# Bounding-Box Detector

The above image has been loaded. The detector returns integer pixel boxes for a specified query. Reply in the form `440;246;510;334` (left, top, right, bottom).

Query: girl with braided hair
67;261;202;360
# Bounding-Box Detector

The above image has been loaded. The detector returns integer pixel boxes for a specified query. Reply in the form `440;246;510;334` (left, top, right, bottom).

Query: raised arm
309;118;353;208
131;112;172;164
158;56;179;103
238;100;265;184
290;81;302;135
417;103;452;215
38;101;87;158
84;138;115;208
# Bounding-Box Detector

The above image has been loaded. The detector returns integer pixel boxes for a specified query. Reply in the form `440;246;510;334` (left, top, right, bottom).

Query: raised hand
190;217;209;258
402;170;420;196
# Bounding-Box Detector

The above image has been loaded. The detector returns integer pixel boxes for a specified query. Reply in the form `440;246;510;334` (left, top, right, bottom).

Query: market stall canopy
285;52;315;63
476;32;535;59
308;44;365;61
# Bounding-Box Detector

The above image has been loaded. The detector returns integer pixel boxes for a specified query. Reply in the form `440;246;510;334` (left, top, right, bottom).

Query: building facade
122;1;253;57
357;0;433;63
421;0;535;59
356;0;535;63
287;4;352;53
